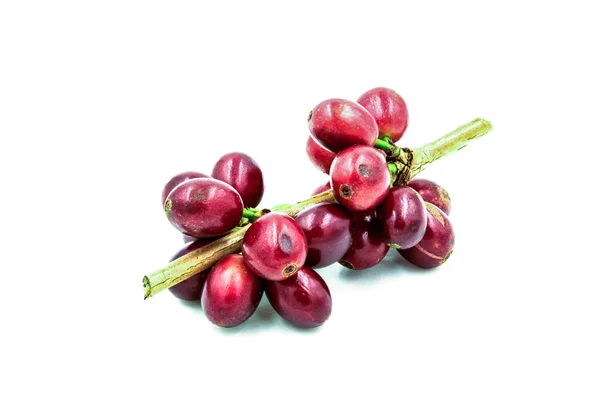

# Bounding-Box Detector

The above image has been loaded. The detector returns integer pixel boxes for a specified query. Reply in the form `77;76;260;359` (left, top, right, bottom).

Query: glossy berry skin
330;145;390;212
212;152;264;208
165;178;243;238
308;98;378;153
357;87;408;142
398;203;455;269
161;171;208;207
202;254;263;327
242;212;308;281
294;204;353;268
168;239;215;301
311;181;331;196
407;178;451;215
339;211;389;270
306;136;336;174
379;186;427;249
265;267;332;328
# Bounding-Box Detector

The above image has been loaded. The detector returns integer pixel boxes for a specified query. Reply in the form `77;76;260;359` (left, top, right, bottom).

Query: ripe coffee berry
357;87;409;142
242;212;308;281
407;178;451;215
202;254;263;328
165;178;243;238
265;267;332;328
294;204;353;268
379;186;427;249
330;145;390;212
339;211;389;270
308;98;378;153
398;203;455;268
212;152;264;208
161;171;208;207
306;136;336;174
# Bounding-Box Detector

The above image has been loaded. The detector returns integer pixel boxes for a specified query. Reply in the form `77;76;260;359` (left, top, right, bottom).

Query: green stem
374;138;398;156
387;162;398;177
408;118;493;180
242;208;261;222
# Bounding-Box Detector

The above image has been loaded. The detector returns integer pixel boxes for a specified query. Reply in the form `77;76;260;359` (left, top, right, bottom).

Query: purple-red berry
161;171;208;207
306;136;336;174
339;211;389;270
330;145;390;212
379;186;427;249
242;212;308;281
212;152;264;208
308;98;378;153
294;204;353;268
265;267;332;328
398;203;455;268
357;87;408;142
407;178;451;215
165;178;243;238
202;254;263;328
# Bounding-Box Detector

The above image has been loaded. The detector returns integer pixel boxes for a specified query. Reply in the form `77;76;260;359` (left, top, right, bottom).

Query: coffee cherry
242;212;308;281
168;239;215;301
311;181;331;196
308;98;378;152
294;204;353;268
161;171;208;207
202;254;264;328
212;152;264;208
306;136;336;174
330;145;390;212
398;203;455;268
165;178;243;238
407;178;451;215
379;186;427;249
265;267;332;328
357;87;408;142
339;211;389;270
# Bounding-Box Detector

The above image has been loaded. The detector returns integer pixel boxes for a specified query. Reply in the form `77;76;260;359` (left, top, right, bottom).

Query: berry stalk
143;190;335;299
385;118;493;186
143;118;492;299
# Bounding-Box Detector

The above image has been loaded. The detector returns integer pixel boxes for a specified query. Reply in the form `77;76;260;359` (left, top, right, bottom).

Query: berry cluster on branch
143;87;493;329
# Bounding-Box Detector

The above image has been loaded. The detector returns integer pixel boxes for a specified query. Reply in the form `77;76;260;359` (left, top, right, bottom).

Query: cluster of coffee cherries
161;87;454;329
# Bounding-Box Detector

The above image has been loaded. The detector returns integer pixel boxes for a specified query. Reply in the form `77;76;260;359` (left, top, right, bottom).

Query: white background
1;1;598;399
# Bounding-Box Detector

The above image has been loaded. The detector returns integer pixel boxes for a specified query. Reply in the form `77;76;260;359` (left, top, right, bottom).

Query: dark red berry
330;145;390;212
407;178;451;215
357;87;408;142
294;204;353;268
306;136;336;174
265;267;332;328
308;98;378;152
311;181;331;196
398;203;455;268
212;152;264;208
168;238;216;301
242;212;308;281
339;211;389;270
161;171;208;207
165;178;243;238
379;186;427;249
202;254;263;328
